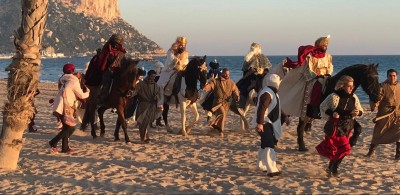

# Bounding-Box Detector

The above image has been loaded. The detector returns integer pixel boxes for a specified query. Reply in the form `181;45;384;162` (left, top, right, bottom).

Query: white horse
160;56;208;136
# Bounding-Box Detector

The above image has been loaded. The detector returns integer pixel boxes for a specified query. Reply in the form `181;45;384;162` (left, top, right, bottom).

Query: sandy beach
0;79;399;194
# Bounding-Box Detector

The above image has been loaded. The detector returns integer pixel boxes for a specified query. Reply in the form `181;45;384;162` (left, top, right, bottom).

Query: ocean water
1;55;399;102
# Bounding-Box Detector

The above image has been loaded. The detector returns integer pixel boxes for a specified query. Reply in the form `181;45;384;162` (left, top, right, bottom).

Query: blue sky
119;0;400;56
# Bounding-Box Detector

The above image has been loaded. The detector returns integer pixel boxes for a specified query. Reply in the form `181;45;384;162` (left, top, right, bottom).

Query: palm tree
0;0;48;170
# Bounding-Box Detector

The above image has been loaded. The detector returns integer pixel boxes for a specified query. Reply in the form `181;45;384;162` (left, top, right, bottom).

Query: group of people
35;33;400;178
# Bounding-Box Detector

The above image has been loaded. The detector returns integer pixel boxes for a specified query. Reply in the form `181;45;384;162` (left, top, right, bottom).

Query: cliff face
58;0;120;21
0;0;165;56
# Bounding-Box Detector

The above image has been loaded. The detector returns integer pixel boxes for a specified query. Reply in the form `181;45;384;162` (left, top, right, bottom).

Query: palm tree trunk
0;0;48;170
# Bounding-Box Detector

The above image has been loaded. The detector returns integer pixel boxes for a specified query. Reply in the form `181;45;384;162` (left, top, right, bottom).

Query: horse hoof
298;147;309;152
166;126;173;133
92;135;98;139
125;141;131;145
114;138;120;141
150;123;156;128
140;139;150;144
185;127;192;134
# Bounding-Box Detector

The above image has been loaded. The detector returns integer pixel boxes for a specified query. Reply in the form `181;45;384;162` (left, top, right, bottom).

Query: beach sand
0;79;399;193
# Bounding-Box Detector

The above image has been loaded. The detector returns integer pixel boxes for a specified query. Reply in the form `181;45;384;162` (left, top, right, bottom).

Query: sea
1;55;399;103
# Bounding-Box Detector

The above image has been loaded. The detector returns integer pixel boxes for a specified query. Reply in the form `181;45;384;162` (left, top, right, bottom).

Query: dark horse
97;57;139;143
297;64;380;151
161;56;208;136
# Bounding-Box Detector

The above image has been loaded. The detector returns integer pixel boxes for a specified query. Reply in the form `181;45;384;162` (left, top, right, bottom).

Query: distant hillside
0;0;165;57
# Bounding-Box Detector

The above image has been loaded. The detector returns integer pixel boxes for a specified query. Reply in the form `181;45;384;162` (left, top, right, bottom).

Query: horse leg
162;102;173;133
304;119;313;134
117;106;130;144
349;120;362;147
186;102;199;134
297;117;309;151
180;102;188;136
240;103;250;131
114;115;121;141
97;106;107;138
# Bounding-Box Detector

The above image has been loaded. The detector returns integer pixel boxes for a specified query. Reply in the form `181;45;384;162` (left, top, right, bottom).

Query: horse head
184;55;208;90
326;63;380;111
360;63;380;111
119;57;139;90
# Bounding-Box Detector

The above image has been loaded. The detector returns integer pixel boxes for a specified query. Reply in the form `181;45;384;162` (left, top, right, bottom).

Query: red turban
63;63;75;74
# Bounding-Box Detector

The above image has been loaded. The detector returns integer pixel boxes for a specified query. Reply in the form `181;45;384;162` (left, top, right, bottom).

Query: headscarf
63;63;75;74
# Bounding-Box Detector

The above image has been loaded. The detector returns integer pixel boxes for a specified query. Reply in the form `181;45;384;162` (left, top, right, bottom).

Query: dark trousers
28;103;37;131
49;121;76;152
28;112;36;131
258;123;276;149
162;103;170;125
125;96;139;118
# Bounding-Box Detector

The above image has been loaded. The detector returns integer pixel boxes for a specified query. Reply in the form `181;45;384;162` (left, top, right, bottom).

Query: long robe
278;53;333;117
135;79;164;140
157;48;189;90
371;81;400;145
203;77;240;132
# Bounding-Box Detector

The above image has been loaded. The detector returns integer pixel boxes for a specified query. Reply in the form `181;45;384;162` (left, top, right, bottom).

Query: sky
119;0;400;56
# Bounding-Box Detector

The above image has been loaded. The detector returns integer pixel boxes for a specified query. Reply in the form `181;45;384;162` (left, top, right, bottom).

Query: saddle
164;71;183;106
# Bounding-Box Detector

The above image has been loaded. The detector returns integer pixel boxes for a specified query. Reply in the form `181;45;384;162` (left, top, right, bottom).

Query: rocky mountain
0;0;165;57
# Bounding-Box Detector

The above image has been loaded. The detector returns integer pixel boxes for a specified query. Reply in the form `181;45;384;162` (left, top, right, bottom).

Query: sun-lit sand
0;79;399;193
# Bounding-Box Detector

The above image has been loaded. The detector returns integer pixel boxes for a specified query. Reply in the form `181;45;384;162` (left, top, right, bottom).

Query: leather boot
156;118;164;127
326;161;333;174
329;159;342;177
365;144;376;157
297;120;308;151
395;142;400;160
304;121;312;133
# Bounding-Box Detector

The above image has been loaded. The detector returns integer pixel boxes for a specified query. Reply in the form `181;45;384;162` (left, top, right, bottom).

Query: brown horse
97;57;139;143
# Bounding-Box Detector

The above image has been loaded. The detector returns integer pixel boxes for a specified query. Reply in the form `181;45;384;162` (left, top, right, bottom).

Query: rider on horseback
158;36;189;101
97;34;127;104
237;42;272;108
157;36;189;130
279;35;334;151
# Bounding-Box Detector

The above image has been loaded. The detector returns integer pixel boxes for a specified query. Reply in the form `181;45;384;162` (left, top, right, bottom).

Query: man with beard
134;70;164;143
366;69;400;160
203;68;240;137
279;35;335;151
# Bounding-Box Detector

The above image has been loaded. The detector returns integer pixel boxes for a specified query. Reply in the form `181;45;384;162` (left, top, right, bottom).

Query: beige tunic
203;77;240;131
371;81;400;144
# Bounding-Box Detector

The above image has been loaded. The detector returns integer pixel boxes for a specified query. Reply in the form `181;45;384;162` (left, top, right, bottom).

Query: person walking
366;69;400;160
252;74;283;177
49;63;90;153
203;68;240;137
134;70;164;143
317;75;363;176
